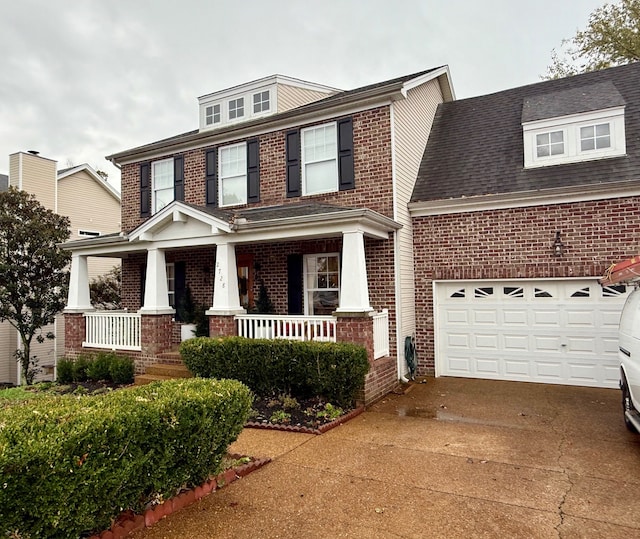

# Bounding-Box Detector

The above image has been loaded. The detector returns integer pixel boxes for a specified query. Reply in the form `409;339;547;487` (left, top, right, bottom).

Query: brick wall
412;196;640;374
120;107;393;232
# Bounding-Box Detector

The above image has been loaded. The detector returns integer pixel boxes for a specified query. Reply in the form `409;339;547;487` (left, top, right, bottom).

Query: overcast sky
0;0;605;190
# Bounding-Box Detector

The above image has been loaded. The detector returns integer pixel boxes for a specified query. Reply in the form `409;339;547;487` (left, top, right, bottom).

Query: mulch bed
247;395;364;434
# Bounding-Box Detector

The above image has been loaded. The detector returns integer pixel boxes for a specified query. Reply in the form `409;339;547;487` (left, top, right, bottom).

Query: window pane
550;131;563;143
328;273;339;288
221;175;247;205
550;142;564;155
155;187;173;213
596;123;610;136
581;138;595;151
580;126;594;139
306;161;336;194
536;133;548;146
153;160;173;188
537;145;549;157
312;291;338;315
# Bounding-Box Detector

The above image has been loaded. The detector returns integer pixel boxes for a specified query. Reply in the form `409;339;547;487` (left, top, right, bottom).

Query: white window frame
535;130;565;159
166;263;175;308
218;142;247;207
152;158;174;214
228;97;245;121
205;103;221;126
252;90;270;114
523;107;626;168
579;121;612;153
303;253;340;316
301;122;339;196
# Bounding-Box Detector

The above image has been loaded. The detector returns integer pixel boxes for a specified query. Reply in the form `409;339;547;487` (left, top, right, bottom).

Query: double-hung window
302;122;338;195
304;253;340;315
580;123;611;151
152;158;174;214
219;143;247;206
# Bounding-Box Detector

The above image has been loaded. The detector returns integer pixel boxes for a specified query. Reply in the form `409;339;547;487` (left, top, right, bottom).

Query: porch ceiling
60;201;401;256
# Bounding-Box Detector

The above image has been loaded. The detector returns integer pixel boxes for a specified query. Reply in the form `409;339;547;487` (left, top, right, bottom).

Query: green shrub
0;378;252;539
85;352;113;381
71;354;91;382
56;357;74;384
180;337;369;407
109;355;135;384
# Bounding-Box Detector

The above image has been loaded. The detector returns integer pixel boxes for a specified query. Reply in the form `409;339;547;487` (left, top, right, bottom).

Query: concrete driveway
131;378;640;538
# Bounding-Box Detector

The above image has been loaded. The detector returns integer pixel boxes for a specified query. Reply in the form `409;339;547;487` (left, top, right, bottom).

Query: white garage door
435;279;630;388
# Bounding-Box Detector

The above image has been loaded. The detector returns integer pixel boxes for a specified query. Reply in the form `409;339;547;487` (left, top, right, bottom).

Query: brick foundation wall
209;316;237;337
141;314;174;356
336;315;397;404
412;196;640;375
64;313;85;350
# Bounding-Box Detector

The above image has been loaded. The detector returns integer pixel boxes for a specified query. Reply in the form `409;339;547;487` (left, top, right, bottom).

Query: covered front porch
63;202;400;403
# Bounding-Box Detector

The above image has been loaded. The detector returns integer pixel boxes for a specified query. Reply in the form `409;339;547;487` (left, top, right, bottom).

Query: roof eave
106;83;407;166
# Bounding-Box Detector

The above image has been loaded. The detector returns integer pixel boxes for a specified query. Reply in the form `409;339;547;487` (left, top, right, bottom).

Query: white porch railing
83;311;142;351
373;309;390;359
236;315;337;342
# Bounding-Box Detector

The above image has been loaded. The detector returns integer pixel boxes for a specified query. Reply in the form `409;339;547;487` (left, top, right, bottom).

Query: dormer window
205;104;221;126
522;81;626;169
228;98;244;120
580;123;610;151
536;131;564;158
253;91;270;114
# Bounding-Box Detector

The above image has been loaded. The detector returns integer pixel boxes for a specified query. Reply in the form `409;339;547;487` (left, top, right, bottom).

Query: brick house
410;62;640;389
62;69;455;403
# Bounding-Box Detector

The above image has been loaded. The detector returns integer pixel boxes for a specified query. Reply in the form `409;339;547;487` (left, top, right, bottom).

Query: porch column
207;242;245;315
140;248;174;314
336;230;373;313
65;254;93;312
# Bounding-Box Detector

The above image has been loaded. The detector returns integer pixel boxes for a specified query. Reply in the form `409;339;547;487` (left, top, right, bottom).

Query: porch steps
134;361;193;386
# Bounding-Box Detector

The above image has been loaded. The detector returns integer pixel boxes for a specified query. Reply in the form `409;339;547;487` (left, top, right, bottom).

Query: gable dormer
522;81;626;169
198;75;339;132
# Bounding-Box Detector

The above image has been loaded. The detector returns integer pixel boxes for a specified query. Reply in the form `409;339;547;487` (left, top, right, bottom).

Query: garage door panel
532;310;561;325
436;279;630;389
601;310;624;327
473;310;497;324
446;310;469;324
504;359;530;376
565;310;596;327
502;309;528;325
447;333;470;348
533;335;562;351
475;358;500;375
475;334;499;349
503;334;528;350
566;337;597;353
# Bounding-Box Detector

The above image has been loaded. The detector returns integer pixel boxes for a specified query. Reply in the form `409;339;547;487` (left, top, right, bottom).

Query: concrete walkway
131;378;640;538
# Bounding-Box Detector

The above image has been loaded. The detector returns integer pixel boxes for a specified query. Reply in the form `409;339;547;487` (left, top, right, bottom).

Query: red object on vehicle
601;255;640;285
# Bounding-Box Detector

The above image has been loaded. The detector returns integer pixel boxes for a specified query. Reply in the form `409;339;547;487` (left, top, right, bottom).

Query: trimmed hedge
57;352;135;385
180;337;369;407
0;378;252;539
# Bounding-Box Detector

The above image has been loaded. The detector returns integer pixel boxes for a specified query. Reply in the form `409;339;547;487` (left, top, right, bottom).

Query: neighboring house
62;70;455;403
410;61;640;389
0;152;121;384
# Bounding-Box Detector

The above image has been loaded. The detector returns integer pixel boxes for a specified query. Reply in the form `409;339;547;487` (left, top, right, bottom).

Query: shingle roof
412;62;640;203
107;67;446;163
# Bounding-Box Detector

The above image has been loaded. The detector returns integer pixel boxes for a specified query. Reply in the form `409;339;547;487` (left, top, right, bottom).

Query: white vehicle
620;287;640;432
602;257;640;432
